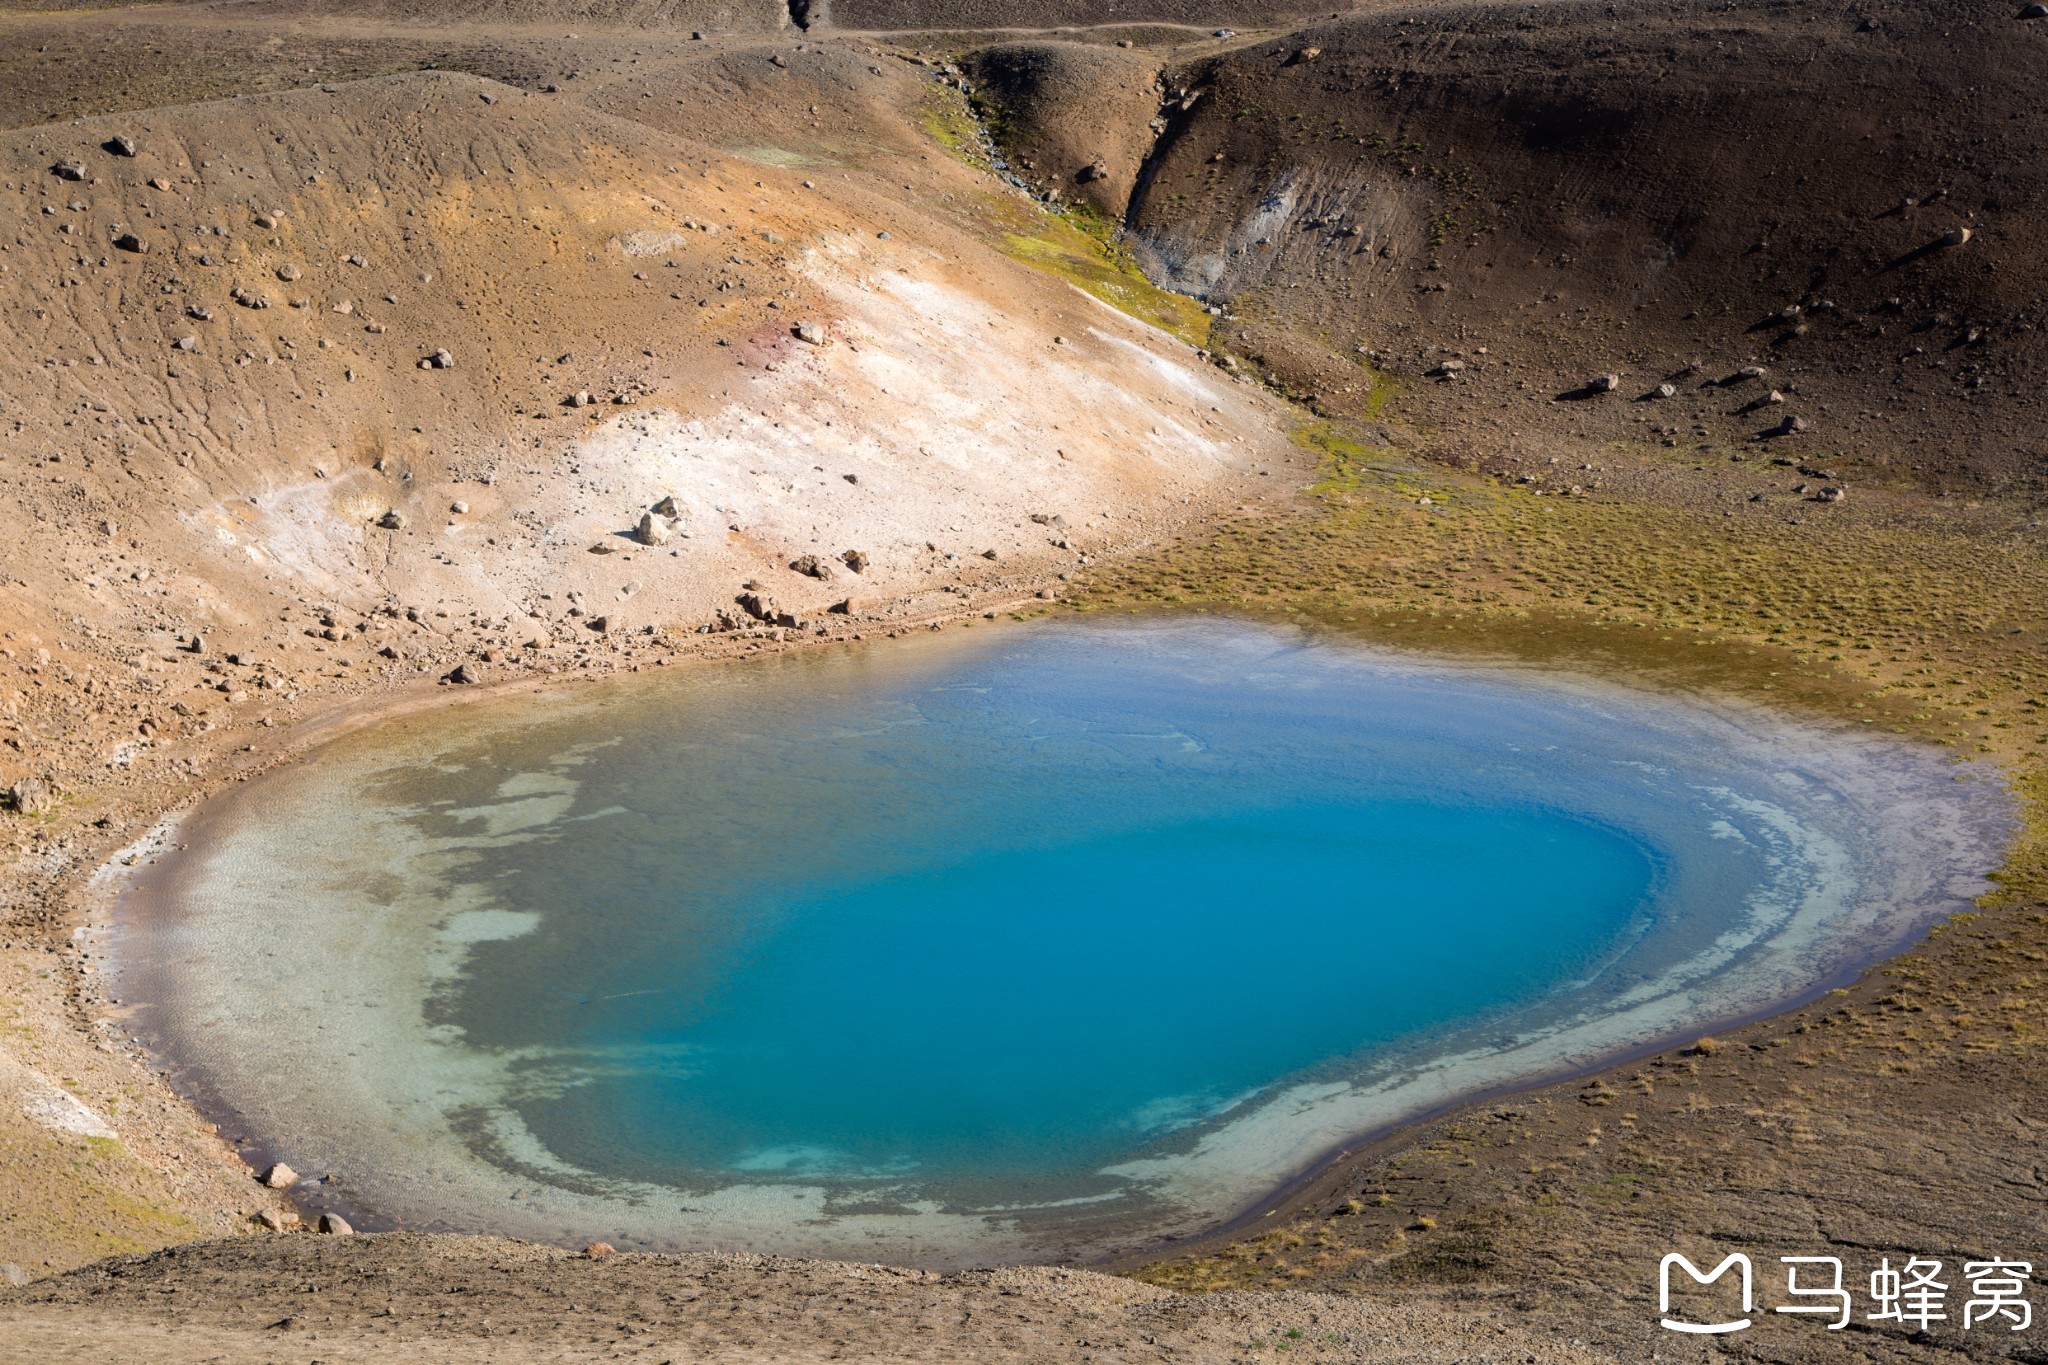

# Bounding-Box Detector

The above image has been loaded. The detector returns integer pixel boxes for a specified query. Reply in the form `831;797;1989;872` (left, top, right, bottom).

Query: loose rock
794;321;829;345
634;512;670;546
6;777;52;816
317;1213;353;1235
259;1163;297;1189
105;135;137;157
840;549;869;573
377;509;405;530
791;554;834;580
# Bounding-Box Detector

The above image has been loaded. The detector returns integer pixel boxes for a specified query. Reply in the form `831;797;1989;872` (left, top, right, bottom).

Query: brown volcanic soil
0;3;2044;1364
967;40;1165;219
1113;0;2048;499
0;1232;1613;1363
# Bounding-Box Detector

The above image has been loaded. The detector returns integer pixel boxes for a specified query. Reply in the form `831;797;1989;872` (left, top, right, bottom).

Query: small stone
1655;383;1677;399
1588;373;1620;393
148;176;171;191
1738;365;1767;379
1076;158;1108;183
377;509;405;530
588;615;611;633
448;663;480;685
1818;485;1847;502
794;321;829;345
113;232;147;254
585;1242;616;1258
317;1213;353;1235
791;554;834;580
840;549;869;573
651;495;680;517
634;512;670;547
566;390;594;408
254;210;283;229
1766;389;1784;404
450;500;469;514
1037;588;1057;600
737;590;778;622
588;542;616;555
1290;45;1323;63
257;1208;300;1233
827;598;859;615
1940;225;1973;248
260;1162;298;1189
52;161;86;181
277;263;301;282
981;548;999;560
2023;2;2048;16
429;348;454;369
106;134;138;157
0;1264;26;1287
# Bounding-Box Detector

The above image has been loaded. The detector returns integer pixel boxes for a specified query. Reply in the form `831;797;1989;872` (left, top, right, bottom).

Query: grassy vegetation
913;75;1214;348
997;214;1214;349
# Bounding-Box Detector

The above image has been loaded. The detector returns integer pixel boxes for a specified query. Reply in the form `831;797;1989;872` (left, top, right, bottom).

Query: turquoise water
117;614;2008;1263
493;804;1646;1189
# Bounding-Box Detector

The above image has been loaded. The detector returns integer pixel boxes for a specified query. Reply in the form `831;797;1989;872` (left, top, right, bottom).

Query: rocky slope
1099;0;2048;497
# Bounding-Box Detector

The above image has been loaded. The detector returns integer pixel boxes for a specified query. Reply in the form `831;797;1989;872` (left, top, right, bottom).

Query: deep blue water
514;803;1647;1184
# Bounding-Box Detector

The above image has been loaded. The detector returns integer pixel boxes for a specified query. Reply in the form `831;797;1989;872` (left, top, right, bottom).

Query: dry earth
0;2;2045;1363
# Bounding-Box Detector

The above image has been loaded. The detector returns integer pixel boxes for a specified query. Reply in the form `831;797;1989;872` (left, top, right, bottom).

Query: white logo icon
1660;1253;1754;1335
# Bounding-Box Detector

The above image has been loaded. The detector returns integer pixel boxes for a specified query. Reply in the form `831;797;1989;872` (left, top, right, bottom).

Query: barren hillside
1096;0;2048;495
